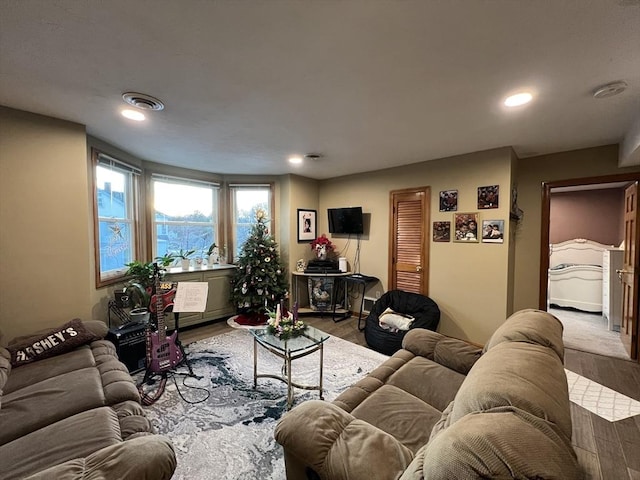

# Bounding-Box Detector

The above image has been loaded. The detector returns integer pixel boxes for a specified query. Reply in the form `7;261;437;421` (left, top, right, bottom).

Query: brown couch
275;309;581;479
0;320;176;480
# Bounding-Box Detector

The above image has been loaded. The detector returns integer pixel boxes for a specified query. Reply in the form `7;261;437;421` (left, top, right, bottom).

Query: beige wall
3;106;638;345
0;107;92;341
513;145;640;313
319;148;514;344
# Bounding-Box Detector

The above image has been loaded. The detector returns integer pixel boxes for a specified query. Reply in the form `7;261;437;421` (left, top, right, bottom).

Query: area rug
139;329;388;480
549;307;630;360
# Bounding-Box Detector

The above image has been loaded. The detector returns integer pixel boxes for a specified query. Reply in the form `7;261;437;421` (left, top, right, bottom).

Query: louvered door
389;187;430;294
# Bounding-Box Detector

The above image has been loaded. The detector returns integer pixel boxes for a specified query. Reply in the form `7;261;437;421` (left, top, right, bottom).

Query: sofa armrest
23;435;176;480
275;400;413;480
402;329;482;375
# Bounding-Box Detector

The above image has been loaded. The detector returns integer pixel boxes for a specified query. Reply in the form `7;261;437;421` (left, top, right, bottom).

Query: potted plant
123;260;154;323
206;242;219;265
154;252;176;268
176;249;195;270
311;234;334;260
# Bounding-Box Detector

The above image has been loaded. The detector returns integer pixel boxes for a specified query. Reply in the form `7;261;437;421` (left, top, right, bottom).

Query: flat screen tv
328;207;364;234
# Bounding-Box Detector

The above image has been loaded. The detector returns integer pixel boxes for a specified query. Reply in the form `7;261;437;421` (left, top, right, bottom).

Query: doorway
388;187;430;295
539;174;640;361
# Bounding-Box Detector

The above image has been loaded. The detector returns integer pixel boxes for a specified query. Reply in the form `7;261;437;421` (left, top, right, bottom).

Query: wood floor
179;315;640;480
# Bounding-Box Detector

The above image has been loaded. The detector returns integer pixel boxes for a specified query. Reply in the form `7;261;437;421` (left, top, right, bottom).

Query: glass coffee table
250;325;329;409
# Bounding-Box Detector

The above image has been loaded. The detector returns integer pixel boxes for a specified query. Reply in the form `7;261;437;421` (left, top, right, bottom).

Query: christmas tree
230;209;289;324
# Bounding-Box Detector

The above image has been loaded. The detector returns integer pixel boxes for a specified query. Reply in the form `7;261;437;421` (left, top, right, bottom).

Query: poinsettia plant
310;234;334;252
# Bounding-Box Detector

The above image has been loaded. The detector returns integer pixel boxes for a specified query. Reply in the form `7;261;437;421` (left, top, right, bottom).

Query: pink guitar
146;264;183;373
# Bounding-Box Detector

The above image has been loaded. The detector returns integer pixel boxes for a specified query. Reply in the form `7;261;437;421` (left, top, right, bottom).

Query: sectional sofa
0;319;176;479
275;309;580;479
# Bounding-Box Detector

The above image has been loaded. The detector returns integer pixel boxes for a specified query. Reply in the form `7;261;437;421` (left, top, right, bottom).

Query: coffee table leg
286;354;293;409
253;337;258;389
319;343;324;400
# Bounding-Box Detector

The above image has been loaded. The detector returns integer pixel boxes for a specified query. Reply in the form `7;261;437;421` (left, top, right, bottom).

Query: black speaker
106;323;147;373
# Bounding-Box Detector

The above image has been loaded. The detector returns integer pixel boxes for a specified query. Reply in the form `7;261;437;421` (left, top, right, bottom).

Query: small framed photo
297;209;317;242
433;221;451;242
478;185;499;209
454;212;479;242
439;189;458;212
482;220;505;243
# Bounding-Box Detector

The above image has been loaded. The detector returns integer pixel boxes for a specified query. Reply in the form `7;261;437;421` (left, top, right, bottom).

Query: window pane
153;178;218;259
94;159;137;285
234;188;270;257
99;220;133;271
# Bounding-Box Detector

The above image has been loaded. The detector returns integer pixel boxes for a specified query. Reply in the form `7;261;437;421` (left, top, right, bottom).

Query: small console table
340;274;379;330
291;271;378;327
291;271;351;321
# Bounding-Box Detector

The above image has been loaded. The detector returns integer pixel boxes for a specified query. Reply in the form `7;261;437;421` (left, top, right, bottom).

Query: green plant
124;261;155;288
122;261;156;308
206;243;217;257
154;252;176;267
176;248;195;259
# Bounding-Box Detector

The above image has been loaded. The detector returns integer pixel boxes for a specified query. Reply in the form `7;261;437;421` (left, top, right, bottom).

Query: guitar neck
153;264;167;337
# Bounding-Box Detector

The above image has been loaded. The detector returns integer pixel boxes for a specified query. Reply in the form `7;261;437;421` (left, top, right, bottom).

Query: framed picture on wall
433;221;451;242
454;212;479;242
297;209;317;242
439;189;458;211
482;219;505;243
478;185;499;209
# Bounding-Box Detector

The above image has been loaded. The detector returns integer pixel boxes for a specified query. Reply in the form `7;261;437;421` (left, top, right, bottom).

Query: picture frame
297;209;317;242
433;221;451;242
439;189;458;212
478;185;499;209
454;212;479;242
481;219;505;243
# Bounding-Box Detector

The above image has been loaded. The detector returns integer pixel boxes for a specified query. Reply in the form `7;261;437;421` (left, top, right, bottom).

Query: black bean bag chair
364;289;440;355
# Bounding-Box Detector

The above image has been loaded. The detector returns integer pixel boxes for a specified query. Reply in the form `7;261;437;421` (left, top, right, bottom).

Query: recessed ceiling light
121;109;146;121
122;92;165;111
288;155;303;164
592;81;627;99
504;92;533;107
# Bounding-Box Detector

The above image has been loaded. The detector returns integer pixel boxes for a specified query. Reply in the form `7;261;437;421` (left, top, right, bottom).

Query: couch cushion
333;349;413;412
351;384;442;453
402;329;482;375
0;406;122;480
0;346;10;408
0;367;106;445
22;435;177;480
387;356;466;412
420;410;580;480
449;341;572;439
484;308;564;361
3;344;96;394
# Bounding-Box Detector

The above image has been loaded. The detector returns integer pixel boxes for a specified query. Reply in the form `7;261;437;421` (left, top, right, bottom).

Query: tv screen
328;207;364;234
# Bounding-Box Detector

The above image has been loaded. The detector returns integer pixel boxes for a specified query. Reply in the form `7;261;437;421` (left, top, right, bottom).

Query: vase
316;246;327;261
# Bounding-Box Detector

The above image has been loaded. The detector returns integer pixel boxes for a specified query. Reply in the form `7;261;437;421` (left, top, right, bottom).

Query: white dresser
602;248;623;331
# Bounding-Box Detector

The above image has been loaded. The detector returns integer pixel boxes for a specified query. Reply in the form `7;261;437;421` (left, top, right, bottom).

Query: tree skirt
138;329;388;479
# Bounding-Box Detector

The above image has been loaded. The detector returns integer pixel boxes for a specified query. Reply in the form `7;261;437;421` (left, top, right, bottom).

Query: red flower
311;234;334;252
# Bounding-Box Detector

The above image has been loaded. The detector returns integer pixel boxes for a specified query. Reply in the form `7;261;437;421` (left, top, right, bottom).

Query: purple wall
549;188;624;246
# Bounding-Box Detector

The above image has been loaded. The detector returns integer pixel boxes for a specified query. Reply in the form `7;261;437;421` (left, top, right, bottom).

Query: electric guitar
146;264;183;373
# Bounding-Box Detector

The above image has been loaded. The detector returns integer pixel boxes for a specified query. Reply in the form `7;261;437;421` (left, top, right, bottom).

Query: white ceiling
1;0;639;180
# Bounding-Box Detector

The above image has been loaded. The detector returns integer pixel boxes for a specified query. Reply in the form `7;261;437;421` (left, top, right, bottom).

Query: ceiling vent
304;153;322;160
592;81;628;99
122;92;165;111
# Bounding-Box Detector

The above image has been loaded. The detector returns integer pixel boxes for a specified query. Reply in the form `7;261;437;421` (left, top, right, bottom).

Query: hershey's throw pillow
8;318;101;367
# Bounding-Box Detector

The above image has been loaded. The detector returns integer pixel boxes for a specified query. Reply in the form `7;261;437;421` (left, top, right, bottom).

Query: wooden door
389;187;430;294
620;182;639;360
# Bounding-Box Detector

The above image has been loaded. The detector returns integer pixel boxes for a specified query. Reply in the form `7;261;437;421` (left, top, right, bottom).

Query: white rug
566;369;640;422
139;330;388;480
